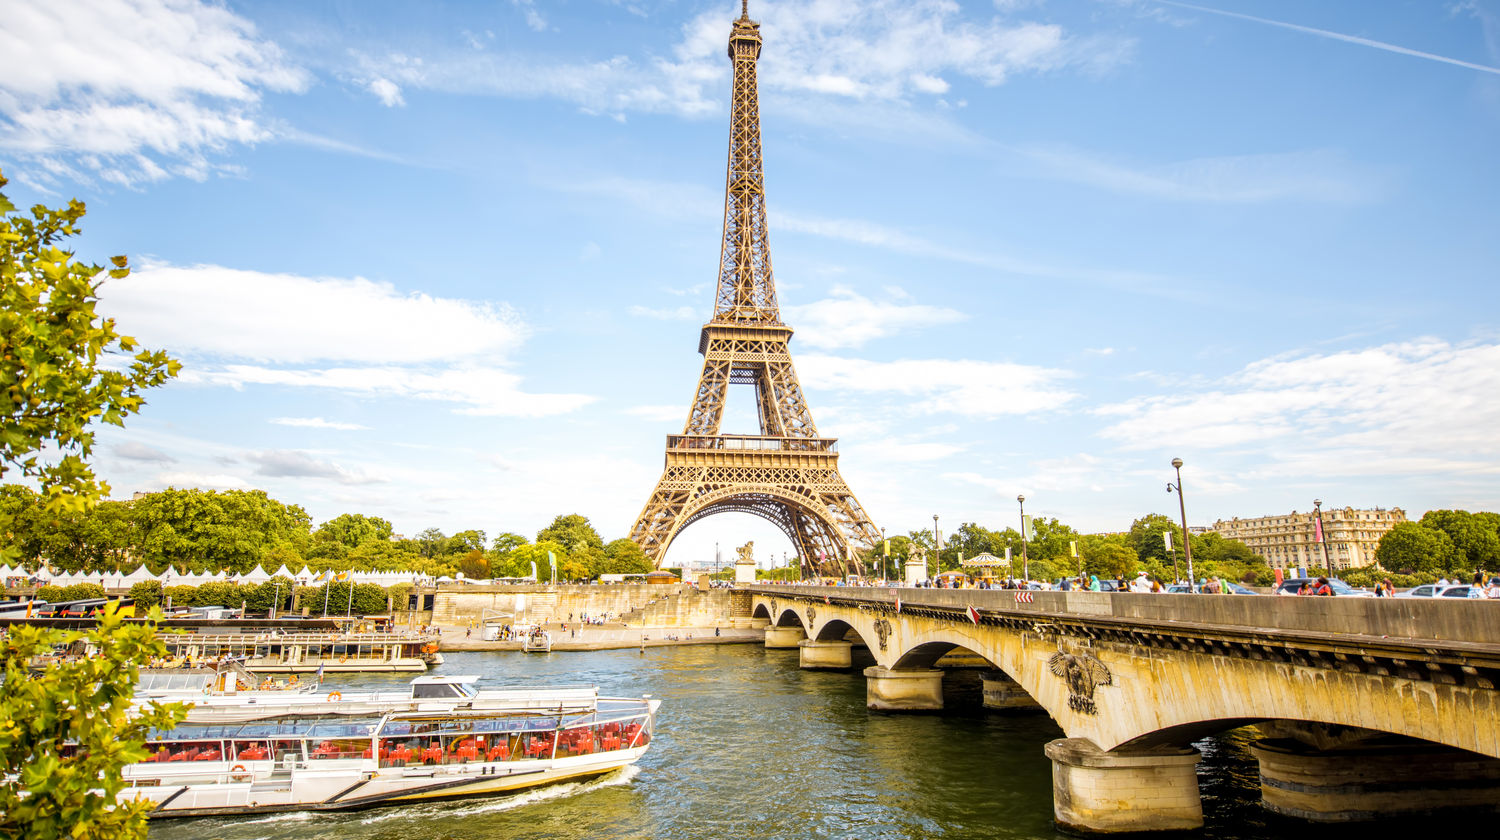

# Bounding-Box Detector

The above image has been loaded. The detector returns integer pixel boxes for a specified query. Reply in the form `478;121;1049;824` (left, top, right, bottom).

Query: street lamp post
931;515;941;582
1314;499;1333;574
879;526;887;582
1166;458;1195;587
1017;495;1029;583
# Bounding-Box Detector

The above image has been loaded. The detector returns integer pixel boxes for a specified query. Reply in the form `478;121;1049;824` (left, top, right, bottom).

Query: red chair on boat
486;743;510;761
194;749;222;761
391;745;412;765
421;743;443;764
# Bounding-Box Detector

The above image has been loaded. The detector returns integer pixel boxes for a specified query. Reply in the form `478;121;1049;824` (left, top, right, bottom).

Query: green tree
491;532;528;554
415;527;447;559
1128;514;1178;564
447;529;487;555
1419;510;1500;573
1082;541;1138;579
0;604;187;840
536;514;603;554
127;580;162;610
1376;522;1456;574
314;513;393;549
602;538;652;575
500;541;567;580
0;170;180;565
59;583;105;602
457;550;491;580
131;488;311;573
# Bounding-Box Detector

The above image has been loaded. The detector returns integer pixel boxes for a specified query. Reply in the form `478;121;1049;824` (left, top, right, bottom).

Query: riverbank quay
434;622;762;651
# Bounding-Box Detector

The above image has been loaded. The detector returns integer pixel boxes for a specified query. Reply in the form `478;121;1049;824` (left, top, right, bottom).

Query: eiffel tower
629;1;880;577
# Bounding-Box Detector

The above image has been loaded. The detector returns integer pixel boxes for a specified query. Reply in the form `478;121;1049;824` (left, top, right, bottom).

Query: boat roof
410;675;480;685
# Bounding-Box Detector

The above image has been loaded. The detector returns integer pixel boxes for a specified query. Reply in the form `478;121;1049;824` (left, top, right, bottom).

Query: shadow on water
145;646;1475;840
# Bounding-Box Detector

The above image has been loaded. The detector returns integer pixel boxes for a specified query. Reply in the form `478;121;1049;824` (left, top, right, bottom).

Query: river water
146;645;1367;840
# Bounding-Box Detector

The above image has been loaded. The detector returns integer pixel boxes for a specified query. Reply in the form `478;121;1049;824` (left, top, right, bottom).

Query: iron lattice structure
630;4;880;577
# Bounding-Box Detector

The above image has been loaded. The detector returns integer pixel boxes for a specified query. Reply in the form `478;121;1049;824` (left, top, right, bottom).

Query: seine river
147;645;1373;840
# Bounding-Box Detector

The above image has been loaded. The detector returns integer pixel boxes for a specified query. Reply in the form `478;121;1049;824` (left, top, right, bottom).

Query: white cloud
188;364;596;418
270;417;370;431
1017;145;1376;203
114;441;176;463
625;405;685;423
861;438;965;462
247;450;384;485
1097;339;1500;477
629;305;699;320
349;0;1129;123
785;285;965;349
0;0;308;186
799;354;1078;417
106;263;525;364
151;471;250;491
366;77;405;107
101;263;594;416
511;0;548;33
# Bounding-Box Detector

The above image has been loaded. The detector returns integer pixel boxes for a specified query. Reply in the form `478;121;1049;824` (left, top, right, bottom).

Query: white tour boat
119;676;659;817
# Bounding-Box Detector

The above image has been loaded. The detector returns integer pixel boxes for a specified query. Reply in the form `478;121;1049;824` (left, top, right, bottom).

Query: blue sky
3;0;1498;569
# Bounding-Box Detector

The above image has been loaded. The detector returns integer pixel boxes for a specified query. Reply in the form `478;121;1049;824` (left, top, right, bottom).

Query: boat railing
163;632;437;645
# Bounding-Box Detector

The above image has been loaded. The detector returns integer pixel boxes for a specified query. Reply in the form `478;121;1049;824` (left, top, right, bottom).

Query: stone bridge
746;584;1500;833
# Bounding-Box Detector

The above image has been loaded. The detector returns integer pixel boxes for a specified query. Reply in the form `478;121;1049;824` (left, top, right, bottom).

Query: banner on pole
1163;531;1173;552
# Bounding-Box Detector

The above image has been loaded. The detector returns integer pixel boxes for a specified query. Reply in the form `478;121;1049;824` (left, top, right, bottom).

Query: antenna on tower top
741;0;749;19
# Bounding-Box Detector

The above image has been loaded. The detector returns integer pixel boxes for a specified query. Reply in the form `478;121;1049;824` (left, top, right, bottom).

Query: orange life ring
327;691;342;702
339;655;348;663
230;764;252;781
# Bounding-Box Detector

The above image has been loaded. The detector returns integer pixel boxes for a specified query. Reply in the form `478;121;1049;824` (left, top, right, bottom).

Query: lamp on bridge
932;514;941;582
1167;459;1195;587
1313;499;1333;574
1017;494;1029;583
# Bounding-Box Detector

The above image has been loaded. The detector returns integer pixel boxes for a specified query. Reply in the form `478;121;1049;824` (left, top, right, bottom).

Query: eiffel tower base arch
630;446;875;577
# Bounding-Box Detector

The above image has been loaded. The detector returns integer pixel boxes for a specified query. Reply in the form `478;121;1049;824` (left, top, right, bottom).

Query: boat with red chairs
118;676;659;817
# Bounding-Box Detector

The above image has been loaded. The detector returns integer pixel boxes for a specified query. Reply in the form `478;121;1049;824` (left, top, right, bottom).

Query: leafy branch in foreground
0;168;180;563
0;604;187;840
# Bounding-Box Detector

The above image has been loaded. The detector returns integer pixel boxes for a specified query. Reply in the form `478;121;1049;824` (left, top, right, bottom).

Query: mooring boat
521;627;552;653
158;627;442;673
120;676;659;817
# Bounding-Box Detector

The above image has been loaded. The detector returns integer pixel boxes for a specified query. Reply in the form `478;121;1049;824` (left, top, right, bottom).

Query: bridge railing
745;584;1500;647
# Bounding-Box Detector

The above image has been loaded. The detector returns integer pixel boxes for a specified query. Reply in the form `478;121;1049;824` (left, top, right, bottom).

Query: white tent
238;564;271;585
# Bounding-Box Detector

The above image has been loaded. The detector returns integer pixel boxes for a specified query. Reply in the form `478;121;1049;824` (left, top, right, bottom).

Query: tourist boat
522;627;552;653
119;676;659;817
158;627;442;673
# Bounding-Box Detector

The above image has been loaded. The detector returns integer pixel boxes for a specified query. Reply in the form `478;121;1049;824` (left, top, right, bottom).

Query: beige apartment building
1208;507;1407;571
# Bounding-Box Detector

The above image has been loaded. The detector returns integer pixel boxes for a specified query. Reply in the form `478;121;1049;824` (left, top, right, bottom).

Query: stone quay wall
424;584;740;628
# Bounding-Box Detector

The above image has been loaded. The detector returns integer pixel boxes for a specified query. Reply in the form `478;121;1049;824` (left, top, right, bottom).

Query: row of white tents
3;563;452;590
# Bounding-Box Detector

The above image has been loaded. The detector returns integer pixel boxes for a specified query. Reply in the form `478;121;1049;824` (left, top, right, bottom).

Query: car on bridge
1166;582;1256;595
1273;577;1373;597
1434;584;1489;599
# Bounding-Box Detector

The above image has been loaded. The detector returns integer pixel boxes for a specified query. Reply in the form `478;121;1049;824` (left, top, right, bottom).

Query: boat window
141;740;227;763
310;738;370;759
231;740;271;760
412;682;464;699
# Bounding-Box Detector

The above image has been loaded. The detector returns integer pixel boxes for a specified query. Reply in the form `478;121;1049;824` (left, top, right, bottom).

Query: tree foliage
0;170;179;560
1418;510;1500;572
0;604;187;840
536;514;604;554
1375;521;1456;574
314;513;393;549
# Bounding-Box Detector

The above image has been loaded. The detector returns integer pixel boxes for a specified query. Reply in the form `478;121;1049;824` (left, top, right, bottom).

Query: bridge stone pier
749;584;1500;833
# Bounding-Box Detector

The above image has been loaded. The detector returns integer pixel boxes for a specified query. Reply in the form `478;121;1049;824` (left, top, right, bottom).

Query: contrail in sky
1157;0;1500;76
